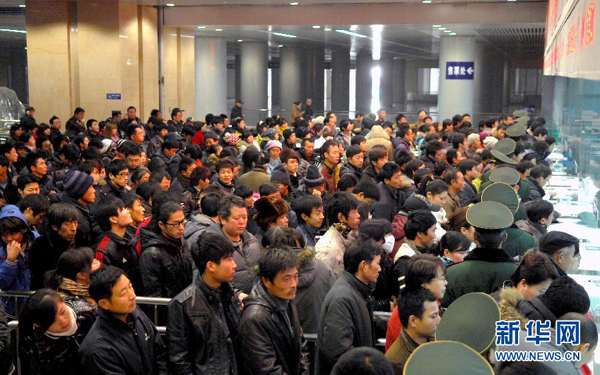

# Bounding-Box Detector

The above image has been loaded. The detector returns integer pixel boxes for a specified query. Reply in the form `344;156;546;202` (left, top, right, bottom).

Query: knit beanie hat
270;166;291;187
304;165;325;187
63;171;94;200
265;140;283;152
283;129;294;141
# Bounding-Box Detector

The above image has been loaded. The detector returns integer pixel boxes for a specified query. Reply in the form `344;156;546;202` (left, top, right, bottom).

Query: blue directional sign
106;93;122;100
446;62;474;80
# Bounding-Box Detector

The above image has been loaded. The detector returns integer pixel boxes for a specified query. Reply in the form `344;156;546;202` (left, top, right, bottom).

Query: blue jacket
0;205;39;315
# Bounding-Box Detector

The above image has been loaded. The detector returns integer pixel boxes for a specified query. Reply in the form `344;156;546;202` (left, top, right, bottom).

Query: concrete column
331;48;350;115
438;36;479;120
355;50;373;113
392;58;406;106
194;37;227;118
379;56;393;111
302;48;325;116
279;46;302;120
240;42;268;126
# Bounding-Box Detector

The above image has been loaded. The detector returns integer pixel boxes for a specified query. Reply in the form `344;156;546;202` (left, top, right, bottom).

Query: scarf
333;222;352;240
44;305;78;339
59;278;95;305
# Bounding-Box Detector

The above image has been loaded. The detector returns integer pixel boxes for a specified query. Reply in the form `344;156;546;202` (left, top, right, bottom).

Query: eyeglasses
164;220;186;228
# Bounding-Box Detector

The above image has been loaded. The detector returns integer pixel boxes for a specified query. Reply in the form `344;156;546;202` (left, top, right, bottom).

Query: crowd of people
0;101;595;374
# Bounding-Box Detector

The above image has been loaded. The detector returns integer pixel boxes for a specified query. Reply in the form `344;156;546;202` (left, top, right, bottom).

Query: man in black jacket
376;162;406;216
80;266;168;375
94;197;143;294
317;238;382;375
62;170;96;247
167;232;243;374
99;159;129;202
241;246;309;375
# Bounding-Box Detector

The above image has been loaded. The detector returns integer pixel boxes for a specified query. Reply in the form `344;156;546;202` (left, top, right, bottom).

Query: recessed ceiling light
444;30;451;33
166;3;175;6
273;32;297;38
19;4;25;7
197;26;205;29
278;44;283;47
312;25;321;29
324;28;332;31
215;28;222;31
507;0;516;2
422;0;432;3
438;27;446;30
449;33;456;36
237;39;243;42
290;1;299;5
350;25;358;31
432;25;441;28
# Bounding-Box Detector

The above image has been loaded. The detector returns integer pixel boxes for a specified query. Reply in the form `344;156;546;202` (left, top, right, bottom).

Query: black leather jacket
167;278;243;375
241;281;309;375
139;229;194;298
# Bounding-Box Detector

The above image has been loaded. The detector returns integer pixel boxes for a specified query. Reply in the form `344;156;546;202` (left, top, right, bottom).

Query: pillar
331;48;350;115
279;46;302;120
302;48;325;116
438;36;480;120
240;42;268;126
194;37;227;118
355;50;373;113
392;58;406;107
379;55;393;111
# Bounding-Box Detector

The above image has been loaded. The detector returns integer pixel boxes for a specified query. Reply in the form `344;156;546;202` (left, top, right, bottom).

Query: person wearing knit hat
265;140;282;175
303;164;326;199
483;136;498;149
62;170;96;246
282;129;297;149
223;131;240;147
270;165;292;198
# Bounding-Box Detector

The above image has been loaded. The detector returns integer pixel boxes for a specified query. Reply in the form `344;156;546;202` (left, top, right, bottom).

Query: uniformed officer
440;201;517;308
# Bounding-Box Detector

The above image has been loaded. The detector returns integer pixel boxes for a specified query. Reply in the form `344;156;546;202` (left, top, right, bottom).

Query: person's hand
6;241;22;262
550;191;557;198
131;120;138;125
312;189;322;198
91;259;101;272
238;292;248;310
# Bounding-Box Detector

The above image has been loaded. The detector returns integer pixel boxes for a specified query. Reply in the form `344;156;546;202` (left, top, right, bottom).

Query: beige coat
365;125;394;159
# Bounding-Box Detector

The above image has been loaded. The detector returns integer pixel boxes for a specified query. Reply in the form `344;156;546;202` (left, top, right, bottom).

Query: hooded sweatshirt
0;205;39;315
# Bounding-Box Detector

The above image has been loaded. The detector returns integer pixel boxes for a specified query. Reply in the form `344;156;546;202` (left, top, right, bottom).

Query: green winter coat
502;227;535;258
441;247;517;308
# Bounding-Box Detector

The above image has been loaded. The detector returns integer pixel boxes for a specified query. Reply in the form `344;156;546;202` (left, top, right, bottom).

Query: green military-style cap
481;182;520;215
491;149;516;165
403;341;494;375
515;115;530;124
505;124;526;138
466;201;514;229
489;167;520;186
512;109;528;118
493;138;516;156
435;293;501;354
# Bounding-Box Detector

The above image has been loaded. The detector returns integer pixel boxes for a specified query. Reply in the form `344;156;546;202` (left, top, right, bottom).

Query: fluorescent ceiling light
433;25;441;27
449;33;456;35
119;34;128;38
290;1;299;5
0;28;26;34
444;30;451;33
181;35;194;38
324;28;332;31
273;32;297;38
438;27;446;30
278;44;283;47
166;3;175;6
197;26;206;29
215;28;223;31
336;29;368;38
312;25;321;29
423;1;432;3
237;39;243;42
350;25;358;31
19;4;25;7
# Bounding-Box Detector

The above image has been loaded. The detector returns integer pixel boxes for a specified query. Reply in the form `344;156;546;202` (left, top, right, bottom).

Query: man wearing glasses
99;160;130;201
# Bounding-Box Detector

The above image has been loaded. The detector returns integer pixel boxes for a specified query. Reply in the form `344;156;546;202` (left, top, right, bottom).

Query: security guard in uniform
440;201;517;308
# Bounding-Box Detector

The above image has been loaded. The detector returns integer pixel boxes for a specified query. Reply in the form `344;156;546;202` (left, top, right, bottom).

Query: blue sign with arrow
446;62;474;80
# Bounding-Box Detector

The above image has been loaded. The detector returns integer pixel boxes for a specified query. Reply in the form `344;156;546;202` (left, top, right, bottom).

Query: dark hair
445;149;459;165
326;191;359;225
45;247;94;289
24;152;44;172
530;164;552;180
394;149;413;168
510;251;559;287
259;182;280;197
559;313;598;349
531;141;549;158
351;135;366;146
18;194;49;216
425;141;444;158
344;238;382;274
405;159;424;180
122;192;143;210
404;210;437;241
380;162;402;181
130;167;150;185
446;207;471;232
524;200;554;223
331;347;395;375
19;289;63;339
149;170;171;185
136;182;162;204
397;287;437;327
425;179;448;196
107;159;129;178
48;202;79;228
218;195;246;221
354;178;381;200
474;228;506;249
89;266;126;303
258;246;299;283
337;174;358;191
234;185;253;200
292;195;322;225
280;148;299;164
538;276;590;319
17;175;39;191
358;219;392;242
262;226;305;249
404;254;445;291
443;169;462;185
458;159;478;175
161;139;180;151
516;161;534;174
0;214;28;239
368;147;388;164
192;232;235;274
345;145;363;159
321;139;338;156
434;231;471;257
177;157;195;173
216;158;235;173
95;198;126;232
157;201;183;227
